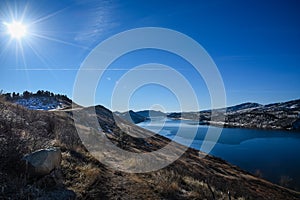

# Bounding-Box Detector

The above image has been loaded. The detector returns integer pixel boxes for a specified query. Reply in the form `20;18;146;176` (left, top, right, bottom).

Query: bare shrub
254;169;263;178
279;175;293;187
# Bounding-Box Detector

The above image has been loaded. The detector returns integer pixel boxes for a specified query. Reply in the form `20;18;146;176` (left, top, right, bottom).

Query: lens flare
5;21;27;39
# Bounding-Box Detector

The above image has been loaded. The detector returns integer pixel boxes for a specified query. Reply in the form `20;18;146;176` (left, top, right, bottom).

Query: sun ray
1;1;91;74
14;41;18;65
5;0;15;21
24;39;49;66
24;39;59;79
20;2;29;22
18;41;25;66
0;38;13;57
26;38;57;78
29;6;70;26
30;32;90;49
17;39;31;87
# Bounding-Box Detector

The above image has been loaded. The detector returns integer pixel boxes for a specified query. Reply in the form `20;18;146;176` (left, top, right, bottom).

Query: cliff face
1;99;300;199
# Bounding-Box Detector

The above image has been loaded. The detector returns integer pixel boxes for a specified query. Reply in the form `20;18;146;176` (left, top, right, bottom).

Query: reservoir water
137;117;300;191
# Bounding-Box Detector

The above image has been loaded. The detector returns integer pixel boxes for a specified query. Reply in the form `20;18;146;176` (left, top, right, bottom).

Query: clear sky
0;0;300;112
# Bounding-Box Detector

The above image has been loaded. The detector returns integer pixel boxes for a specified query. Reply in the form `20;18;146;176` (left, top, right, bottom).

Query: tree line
1;90;69;101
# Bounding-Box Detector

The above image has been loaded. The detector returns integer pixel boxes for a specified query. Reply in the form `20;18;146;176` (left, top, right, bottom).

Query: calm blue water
138;118;300;191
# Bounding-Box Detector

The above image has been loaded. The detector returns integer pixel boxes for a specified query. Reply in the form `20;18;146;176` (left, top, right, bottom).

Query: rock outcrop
22;147;62;178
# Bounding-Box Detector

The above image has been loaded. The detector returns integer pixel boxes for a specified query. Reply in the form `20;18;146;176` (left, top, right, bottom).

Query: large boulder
22;147;62;178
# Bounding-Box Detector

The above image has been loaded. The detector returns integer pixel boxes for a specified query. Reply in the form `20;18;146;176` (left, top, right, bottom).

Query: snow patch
13;97;66;111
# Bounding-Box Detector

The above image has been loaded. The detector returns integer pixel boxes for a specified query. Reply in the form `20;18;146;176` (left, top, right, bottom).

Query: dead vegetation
1;98;300;199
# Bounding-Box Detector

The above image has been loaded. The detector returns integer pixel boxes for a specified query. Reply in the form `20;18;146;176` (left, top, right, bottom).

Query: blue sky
0;0;300;111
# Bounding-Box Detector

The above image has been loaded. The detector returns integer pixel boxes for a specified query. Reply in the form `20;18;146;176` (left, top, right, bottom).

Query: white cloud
73;0;119;44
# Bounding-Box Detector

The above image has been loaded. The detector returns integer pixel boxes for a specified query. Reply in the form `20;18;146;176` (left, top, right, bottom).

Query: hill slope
1;98;300;199
168;99;300;131
114;110;147;124
114;110;166;124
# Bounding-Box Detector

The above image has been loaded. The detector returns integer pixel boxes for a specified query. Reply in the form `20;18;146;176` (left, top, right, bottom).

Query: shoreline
165;117;300;133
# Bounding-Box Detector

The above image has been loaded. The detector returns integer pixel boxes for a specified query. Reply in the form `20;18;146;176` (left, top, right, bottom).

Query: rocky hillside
168;99;300;131
114;110;166;124
1;97;300;199
2;90;73;110
114;110;147;124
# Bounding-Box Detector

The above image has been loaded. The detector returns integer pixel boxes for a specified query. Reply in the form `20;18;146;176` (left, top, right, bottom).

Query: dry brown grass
152;170;181;198
143;169;231;200
280;175;293;188
61;151;101;196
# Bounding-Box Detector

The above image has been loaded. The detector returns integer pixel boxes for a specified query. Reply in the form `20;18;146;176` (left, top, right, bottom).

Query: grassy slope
1;99;300;200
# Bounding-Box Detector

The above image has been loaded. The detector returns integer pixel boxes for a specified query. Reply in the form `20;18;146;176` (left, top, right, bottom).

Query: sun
5;21;27;39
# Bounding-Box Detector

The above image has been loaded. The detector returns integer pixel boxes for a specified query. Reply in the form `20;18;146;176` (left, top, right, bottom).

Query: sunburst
1;2;89;72
4;21;27;39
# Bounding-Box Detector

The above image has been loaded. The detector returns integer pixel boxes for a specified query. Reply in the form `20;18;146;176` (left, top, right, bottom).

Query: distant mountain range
2;91;300;131
118;100;300;131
